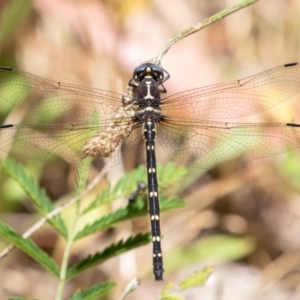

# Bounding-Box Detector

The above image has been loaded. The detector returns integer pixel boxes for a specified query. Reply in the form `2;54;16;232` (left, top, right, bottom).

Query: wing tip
0;124;14;129
284;62;298;68
287;122;300;127
0;66;13;71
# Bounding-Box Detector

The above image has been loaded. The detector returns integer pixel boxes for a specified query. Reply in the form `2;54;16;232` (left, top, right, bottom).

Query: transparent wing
0;66;126;122
158;118;300;169
0;120;142;169
0;66;141;168
161;63;300;119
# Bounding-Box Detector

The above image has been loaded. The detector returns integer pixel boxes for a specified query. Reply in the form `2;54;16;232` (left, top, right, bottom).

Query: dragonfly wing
0;67;126;122
158;120;300;169
0;120;142;169
162;63;300;119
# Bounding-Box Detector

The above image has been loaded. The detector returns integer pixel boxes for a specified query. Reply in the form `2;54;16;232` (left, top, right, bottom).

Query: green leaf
0;221;59;276
166;235;256;273
160;294;184;300
69;281;116;300
76;196;183;240
0;158;51;210
161;282;175;294
0;158;67;237
111;165;146;195
83;165;146;214
179;266;214;290
83;163;186;215
75;111;100;193
76;199;147;240
158;162;187;187
82;183;116;215
67;233;151;279
160;196;185;211
158;267;214;299
160;282;185;300
76;157;93;193
188;235;255;262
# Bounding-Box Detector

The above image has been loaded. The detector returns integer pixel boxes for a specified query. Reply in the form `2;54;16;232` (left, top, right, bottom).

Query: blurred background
1;0;300;299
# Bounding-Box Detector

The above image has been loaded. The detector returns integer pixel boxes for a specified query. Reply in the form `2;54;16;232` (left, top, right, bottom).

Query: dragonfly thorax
137;77;161;101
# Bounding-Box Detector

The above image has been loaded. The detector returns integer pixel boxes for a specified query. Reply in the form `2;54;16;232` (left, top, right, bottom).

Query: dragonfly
1;62;300;280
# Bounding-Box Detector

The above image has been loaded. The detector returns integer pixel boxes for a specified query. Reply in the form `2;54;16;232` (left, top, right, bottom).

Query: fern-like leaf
69;280;116;300
76;198;148;240
160;281;185;300
83;165;146;214
83;163;186;216
158;162;187;187
160;294;184;300
0;158;67;237
67;233;151;279
0;221;60;276
179;266;214;290
76;196;183;240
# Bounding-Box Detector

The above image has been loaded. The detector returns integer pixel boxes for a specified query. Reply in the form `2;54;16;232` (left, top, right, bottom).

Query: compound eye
152;71;163;81
138;72;146;81
152;65;164;73
133;64;147;82
149;65;164;81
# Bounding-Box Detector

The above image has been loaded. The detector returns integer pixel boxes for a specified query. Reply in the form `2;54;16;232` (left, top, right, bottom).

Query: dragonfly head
132;63;167;83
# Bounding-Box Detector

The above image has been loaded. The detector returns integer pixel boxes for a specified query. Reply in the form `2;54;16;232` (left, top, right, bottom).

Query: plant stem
55;201;81;300
55;216;78;300
149;0;259;65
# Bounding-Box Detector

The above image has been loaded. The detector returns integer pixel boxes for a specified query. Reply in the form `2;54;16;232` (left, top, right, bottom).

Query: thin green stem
55;160;91;299
149;0;259;65
55;203;81;300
